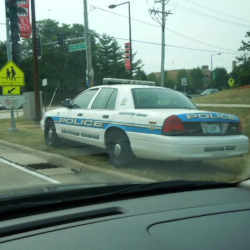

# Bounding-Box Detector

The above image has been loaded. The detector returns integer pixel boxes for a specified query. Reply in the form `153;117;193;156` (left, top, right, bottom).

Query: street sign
228;77;235;88
0;61;26;86
68;42;86;52
3;86;21;96
0;96;26;109
181;77;188;86
42;78;48;87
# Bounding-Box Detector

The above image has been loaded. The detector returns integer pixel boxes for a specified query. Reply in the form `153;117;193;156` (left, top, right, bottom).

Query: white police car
41;78;249;166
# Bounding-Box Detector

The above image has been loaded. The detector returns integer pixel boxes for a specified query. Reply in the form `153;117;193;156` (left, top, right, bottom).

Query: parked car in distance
200;88;219;96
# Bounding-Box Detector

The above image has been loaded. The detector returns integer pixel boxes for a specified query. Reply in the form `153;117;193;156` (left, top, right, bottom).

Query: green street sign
68;42;86;52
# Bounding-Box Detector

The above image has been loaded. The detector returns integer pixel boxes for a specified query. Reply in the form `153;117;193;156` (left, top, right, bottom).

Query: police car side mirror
62;98;73;108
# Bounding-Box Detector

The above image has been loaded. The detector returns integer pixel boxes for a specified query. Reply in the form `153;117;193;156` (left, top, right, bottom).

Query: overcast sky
0;0;250;74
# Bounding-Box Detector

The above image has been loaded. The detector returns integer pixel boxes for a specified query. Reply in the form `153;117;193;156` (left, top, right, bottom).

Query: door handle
77;113;83;117
102;115;109;119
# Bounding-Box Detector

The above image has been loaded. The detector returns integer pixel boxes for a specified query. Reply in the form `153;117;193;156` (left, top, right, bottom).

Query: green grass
193;87;250;105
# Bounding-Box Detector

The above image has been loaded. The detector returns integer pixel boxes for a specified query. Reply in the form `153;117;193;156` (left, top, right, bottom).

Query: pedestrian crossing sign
0;61;25;86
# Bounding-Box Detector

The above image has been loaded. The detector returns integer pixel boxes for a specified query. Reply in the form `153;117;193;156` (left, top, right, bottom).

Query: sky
0;0;250;74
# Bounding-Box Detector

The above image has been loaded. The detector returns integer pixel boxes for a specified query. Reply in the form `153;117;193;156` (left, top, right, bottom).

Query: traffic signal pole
31;0;42;121
83;0;94;87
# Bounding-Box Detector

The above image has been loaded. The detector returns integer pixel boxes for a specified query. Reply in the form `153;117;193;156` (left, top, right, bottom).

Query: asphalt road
0;141;151;193
0;160;50;192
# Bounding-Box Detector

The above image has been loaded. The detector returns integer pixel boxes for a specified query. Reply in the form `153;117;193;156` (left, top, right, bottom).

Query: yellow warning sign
3;86;21;96
228;78;235;88
0;61;25;86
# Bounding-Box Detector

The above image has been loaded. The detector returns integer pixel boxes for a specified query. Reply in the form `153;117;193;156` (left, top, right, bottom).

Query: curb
0;139;155;183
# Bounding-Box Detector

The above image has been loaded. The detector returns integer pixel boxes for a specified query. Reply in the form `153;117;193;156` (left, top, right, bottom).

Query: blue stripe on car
52;117;162;135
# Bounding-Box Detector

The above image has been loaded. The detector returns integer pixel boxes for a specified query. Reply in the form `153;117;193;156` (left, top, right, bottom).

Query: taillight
162;115;185;135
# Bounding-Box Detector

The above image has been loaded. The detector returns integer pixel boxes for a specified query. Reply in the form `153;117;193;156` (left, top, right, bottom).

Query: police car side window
73;89;99;109
106;89;118;110
91;88;116;109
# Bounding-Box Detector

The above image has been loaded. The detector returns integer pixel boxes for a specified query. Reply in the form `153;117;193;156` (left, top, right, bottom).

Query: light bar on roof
103;78;156;86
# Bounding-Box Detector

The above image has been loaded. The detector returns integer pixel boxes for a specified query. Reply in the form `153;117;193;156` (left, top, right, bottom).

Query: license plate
201;123;221;134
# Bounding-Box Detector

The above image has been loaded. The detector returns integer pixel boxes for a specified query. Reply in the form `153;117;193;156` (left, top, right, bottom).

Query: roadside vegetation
193;86;250;105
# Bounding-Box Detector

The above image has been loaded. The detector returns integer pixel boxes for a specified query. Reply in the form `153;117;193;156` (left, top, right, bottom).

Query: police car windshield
132;88;196;109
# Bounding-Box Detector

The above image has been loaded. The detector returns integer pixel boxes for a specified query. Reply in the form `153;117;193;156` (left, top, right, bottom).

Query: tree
0;42;7;67
211;67;228;89
147;73;159;85
189;68;204;92
232;31;250;86
18;20;145;103
177;69;188;91
134;69;147;80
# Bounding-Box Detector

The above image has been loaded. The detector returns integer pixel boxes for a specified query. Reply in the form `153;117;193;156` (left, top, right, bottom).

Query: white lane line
0;157;60;184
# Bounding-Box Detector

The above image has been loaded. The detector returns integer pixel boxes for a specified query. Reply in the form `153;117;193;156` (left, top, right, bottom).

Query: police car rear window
132;88;196;109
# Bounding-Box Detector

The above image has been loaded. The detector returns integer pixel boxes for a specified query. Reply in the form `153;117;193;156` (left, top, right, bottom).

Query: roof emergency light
103;78;156;86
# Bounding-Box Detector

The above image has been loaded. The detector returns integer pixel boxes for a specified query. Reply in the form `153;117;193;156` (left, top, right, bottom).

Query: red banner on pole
17;0;32;39
124;42;131;71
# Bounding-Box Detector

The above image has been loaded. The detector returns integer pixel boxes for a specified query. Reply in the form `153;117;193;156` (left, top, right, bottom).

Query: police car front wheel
45;119;60;147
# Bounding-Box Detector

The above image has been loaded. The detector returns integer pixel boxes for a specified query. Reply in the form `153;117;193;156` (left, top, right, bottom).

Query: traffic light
124;42;131;71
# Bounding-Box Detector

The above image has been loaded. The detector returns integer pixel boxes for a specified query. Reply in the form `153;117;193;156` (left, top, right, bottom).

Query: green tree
147;73;159;85
189;68;204;92
18;20;145;103
232;31;250;86
211;67;228;89
177;69;188;91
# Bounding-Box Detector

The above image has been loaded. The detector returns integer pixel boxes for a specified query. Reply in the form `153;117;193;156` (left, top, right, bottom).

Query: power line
91;4;237;53
186;0;250;25
178;4;250;29
115;36;238;54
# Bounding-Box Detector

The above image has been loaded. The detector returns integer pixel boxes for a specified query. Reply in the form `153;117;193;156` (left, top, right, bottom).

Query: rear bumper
128;133;249;161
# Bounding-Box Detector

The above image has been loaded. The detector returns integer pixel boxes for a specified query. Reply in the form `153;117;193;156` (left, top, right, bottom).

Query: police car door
60;88;99;142
86;87;118;148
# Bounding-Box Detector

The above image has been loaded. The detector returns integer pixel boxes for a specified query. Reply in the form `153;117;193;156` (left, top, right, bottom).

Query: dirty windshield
0;0;249;196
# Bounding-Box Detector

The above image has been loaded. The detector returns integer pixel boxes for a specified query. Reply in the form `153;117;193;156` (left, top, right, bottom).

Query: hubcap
47;128;54;144
113;143;122;158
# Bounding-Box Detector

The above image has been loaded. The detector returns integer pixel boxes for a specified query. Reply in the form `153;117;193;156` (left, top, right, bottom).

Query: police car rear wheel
45;120;60;147
108;137;133;167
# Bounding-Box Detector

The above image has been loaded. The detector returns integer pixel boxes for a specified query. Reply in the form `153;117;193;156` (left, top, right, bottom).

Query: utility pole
5;0;17;132
149;0;172;87
31;0;41;121
83;0;94;87
5;1;12;61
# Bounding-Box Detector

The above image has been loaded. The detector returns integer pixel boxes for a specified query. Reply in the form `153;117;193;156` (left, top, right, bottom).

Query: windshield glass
0;0;249;200
132;88;196;109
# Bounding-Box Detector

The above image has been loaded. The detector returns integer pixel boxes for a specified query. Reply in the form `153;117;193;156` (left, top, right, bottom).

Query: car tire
107;133;134;167
44;119;60;147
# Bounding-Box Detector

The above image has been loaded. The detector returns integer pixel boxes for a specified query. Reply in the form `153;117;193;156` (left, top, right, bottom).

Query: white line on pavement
0;157;60;184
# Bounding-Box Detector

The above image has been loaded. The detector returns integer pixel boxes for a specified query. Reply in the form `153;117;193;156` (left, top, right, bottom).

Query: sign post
0;61;26;132
181;77;188;93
